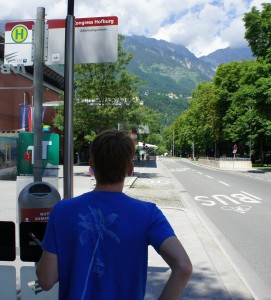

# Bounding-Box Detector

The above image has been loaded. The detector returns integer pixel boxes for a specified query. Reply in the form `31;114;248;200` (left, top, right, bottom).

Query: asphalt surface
128;158;254;300
0;157;256;299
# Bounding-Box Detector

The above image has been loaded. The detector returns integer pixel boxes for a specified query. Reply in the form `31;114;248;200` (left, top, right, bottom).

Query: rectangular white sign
4;21;34;66
46;16;118;65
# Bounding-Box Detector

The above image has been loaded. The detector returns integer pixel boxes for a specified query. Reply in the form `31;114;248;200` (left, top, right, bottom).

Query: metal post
249;106;252;161
172;128;174;157
63;0;75;198
249;137;252;161
33;7;45;182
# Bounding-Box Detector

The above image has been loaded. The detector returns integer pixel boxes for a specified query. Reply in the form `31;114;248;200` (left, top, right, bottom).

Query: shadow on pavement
134;160;157;168
248;168;271;173
137;173;159;179
146;266;249;300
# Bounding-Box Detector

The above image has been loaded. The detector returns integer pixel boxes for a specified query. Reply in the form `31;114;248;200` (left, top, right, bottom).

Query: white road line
197;172;203;174
219;181;230;186
241;191;262;200
205;175;213;179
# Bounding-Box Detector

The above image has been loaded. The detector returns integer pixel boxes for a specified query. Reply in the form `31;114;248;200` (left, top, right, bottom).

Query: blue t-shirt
42;191;175;300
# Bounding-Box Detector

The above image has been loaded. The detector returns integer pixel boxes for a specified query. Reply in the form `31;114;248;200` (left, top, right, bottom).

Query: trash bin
18;181;61;223
18;181;61;262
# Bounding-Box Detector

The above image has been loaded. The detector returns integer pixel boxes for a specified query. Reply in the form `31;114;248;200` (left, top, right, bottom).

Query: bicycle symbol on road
169;167;190;172
221;205;251;214
142;179;170;185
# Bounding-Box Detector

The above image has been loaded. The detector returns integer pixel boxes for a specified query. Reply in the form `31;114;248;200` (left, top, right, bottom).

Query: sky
0;0;264;57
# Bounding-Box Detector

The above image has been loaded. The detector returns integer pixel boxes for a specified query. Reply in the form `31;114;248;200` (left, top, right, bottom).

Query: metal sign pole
33;7;45;182
63;0;75;198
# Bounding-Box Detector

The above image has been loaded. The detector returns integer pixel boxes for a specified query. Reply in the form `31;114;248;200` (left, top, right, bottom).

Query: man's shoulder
53;192;91;210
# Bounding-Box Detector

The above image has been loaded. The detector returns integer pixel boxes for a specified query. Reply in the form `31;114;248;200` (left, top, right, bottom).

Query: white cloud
0;0;263;56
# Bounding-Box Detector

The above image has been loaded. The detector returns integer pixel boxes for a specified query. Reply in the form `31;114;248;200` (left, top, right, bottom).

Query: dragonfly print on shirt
78;205;120;300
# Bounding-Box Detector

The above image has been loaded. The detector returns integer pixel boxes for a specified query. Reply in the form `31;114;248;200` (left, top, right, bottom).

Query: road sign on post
45;16;118;65
4;21;34;66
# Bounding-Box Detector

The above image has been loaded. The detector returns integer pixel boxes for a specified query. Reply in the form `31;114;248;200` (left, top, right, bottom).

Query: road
162;158;271;298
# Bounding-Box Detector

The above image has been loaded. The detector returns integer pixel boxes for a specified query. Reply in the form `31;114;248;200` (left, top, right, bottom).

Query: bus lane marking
194;191;261;214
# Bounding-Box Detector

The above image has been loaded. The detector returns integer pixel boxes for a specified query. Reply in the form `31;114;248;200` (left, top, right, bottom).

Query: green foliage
164;1;271;161
140;92;189;127
74;35;141;105
53;34;164;152
166;81;220;157
165;56;271;160
243;3;271;60
53;35;145;150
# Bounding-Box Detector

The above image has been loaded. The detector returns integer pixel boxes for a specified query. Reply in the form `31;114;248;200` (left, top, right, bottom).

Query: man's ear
127;162;134;176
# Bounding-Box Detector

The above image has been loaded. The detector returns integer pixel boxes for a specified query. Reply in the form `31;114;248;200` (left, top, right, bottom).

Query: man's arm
36;250;59;291
158;236;192;300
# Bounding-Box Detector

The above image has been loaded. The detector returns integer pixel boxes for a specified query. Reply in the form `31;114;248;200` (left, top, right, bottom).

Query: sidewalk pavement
71;158;254;299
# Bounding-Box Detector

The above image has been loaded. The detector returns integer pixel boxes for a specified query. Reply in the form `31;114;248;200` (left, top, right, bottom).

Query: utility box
18;181;61;223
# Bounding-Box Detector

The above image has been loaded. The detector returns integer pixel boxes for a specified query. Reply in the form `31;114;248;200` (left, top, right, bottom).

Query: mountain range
123;35;253;125
123;35;253;97
200;46;254;67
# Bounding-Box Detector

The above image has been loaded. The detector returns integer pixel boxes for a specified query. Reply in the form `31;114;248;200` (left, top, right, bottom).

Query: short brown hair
89;130;135;184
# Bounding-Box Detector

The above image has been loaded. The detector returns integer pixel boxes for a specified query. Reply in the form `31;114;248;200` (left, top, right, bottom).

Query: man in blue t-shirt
36;130;192;300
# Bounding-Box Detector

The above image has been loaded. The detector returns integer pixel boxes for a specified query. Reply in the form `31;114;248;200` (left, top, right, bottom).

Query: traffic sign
46;16;118;65
4;16;118;66
4;21;34;66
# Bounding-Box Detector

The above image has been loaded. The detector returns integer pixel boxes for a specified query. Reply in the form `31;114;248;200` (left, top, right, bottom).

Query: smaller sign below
0;221;16;261
4;21;34;66
46;16;118;65
20;222;47;262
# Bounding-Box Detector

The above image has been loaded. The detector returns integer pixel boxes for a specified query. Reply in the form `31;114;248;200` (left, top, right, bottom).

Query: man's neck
93;181;124;192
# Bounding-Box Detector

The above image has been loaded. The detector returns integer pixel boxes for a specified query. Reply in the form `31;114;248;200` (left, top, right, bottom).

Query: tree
54;35;143;153
243;3;271;60
215;59;271;160
162;4;271;162
168;81;220;157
